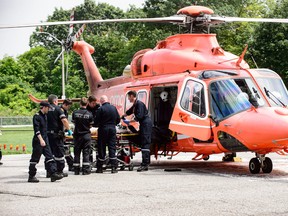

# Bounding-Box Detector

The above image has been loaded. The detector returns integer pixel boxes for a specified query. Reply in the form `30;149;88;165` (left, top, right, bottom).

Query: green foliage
0;0;287;116
252;0;288;82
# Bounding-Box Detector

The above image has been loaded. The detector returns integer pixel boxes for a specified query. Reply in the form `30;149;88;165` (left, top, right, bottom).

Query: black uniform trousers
64;145;74;168
48;133;65;172
139;118;152;166
97;125;117;168
73;133;91;172
29;137;57;177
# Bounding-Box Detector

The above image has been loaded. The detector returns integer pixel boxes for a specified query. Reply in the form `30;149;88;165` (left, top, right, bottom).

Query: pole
61;46;66;99
36;32;66;99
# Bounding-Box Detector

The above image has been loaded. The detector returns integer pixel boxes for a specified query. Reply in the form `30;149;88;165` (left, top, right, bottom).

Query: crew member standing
122;90;152;172
86;95;100;120
95;95;120;174
86;95;100;163
72;97;94;175
47;94;72;177
60;99;74;171
28;101;63;183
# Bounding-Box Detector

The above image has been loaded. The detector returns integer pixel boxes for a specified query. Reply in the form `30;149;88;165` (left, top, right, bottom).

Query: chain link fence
0;117;32;127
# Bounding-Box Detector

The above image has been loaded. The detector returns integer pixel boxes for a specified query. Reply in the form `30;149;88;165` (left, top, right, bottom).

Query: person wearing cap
47;94;72;178
60;99;74;171
28;101;63;183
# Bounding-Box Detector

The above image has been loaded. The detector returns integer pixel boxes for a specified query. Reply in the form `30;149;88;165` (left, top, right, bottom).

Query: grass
0;127;33;155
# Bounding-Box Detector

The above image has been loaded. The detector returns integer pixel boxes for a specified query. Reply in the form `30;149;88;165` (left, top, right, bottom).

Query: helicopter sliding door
170;78;212;141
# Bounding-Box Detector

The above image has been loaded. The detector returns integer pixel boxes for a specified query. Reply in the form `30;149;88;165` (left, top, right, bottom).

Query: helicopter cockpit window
256;77;288;107
180;80;206;117
234;78;265;107
210;79;251;120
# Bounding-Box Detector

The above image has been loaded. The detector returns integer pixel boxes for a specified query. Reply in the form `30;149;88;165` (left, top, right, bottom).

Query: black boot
137;165;148;172
28;176;39;183
111;167;118;174
96;167;103;173
58;172;68;177
68;166;74;172
74;168;80;175
50;173;63;182
46;171;51;178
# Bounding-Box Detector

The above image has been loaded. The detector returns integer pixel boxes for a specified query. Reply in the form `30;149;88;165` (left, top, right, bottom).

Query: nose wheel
249;154;273;174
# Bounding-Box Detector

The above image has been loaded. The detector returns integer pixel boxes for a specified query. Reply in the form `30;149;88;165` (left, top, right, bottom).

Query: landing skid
249;153;273;174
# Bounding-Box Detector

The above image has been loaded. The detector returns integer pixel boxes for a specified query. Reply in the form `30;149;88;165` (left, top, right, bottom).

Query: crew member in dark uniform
86;95;100;163
60;99;74;171
72;97;94;175
47;94;72;177
28;101;63;183
86;95;100;120
122;90;152;172
95;95;120;174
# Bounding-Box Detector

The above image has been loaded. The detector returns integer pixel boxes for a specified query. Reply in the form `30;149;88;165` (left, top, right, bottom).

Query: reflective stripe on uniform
109;157;117;160
46;159;54;163
98;158;105;161
83;162;90;165
54;156;65;161
73;163;80;166
141;149;150;152
30;162;38;165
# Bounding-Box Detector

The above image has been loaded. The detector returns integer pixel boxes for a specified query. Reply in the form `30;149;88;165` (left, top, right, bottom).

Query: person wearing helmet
157;91;173;128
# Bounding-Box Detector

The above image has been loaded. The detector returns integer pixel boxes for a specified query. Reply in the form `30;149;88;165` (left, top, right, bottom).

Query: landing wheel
249;158;261;174
262;157;273;173
203;155;210;161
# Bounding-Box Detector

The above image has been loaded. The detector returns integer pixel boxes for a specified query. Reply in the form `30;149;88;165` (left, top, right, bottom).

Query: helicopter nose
220;107;288;153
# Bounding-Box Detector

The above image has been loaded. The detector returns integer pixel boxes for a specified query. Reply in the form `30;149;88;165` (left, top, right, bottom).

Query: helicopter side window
210;79;251;120
137;91;147;105
180;80;206;117
124;90;148;113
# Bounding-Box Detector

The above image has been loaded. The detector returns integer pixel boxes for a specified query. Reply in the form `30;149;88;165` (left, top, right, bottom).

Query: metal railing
0;117;32;127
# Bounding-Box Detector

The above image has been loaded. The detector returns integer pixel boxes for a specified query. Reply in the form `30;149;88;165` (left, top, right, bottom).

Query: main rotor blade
211;16;288;24
73;24;86;40
0;16;185;29
68;8;75;36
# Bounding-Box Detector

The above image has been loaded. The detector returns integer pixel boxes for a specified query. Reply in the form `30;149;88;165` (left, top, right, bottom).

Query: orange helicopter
3;5;288;174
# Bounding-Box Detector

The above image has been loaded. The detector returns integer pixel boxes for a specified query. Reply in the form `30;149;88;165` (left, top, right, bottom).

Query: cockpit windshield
256;77;288;107
210;79;251;120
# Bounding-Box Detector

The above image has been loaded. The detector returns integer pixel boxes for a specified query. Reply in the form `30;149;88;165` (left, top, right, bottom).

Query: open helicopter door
169;78;212;141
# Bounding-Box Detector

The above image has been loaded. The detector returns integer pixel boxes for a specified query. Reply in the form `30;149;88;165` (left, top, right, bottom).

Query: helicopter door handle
224;123;231;127
179;112;189;123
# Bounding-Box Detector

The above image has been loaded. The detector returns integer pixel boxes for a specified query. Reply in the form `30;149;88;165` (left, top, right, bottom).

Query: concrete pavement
1;152;288;216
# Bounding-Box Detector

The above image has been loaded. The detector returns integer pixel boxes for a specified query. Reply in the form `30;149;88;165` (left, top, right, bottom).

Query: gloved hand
123;119;130;126
67;129;73;136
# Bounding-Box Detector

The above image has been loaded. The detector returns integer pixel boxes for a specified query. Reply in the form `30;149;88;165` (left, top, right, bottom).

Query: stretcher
64;132;140;171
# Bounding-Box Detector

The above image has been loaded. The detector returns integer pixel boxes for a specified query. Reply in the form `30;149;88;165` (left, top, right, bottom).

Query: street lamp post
35;32;66;99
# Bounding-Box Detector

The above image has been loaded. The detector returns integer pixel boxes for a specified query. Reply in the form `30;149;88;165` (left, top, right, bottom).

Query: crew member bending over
122;90;152;172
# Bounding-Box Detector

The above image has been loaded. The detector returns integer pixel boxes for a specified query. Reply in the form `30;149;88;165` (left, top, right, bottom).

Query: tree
252;0;288;82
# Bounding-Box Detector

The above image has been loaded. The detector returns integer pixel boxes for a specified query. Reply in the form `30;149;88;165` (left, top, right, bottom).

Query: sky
0;0;146;59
